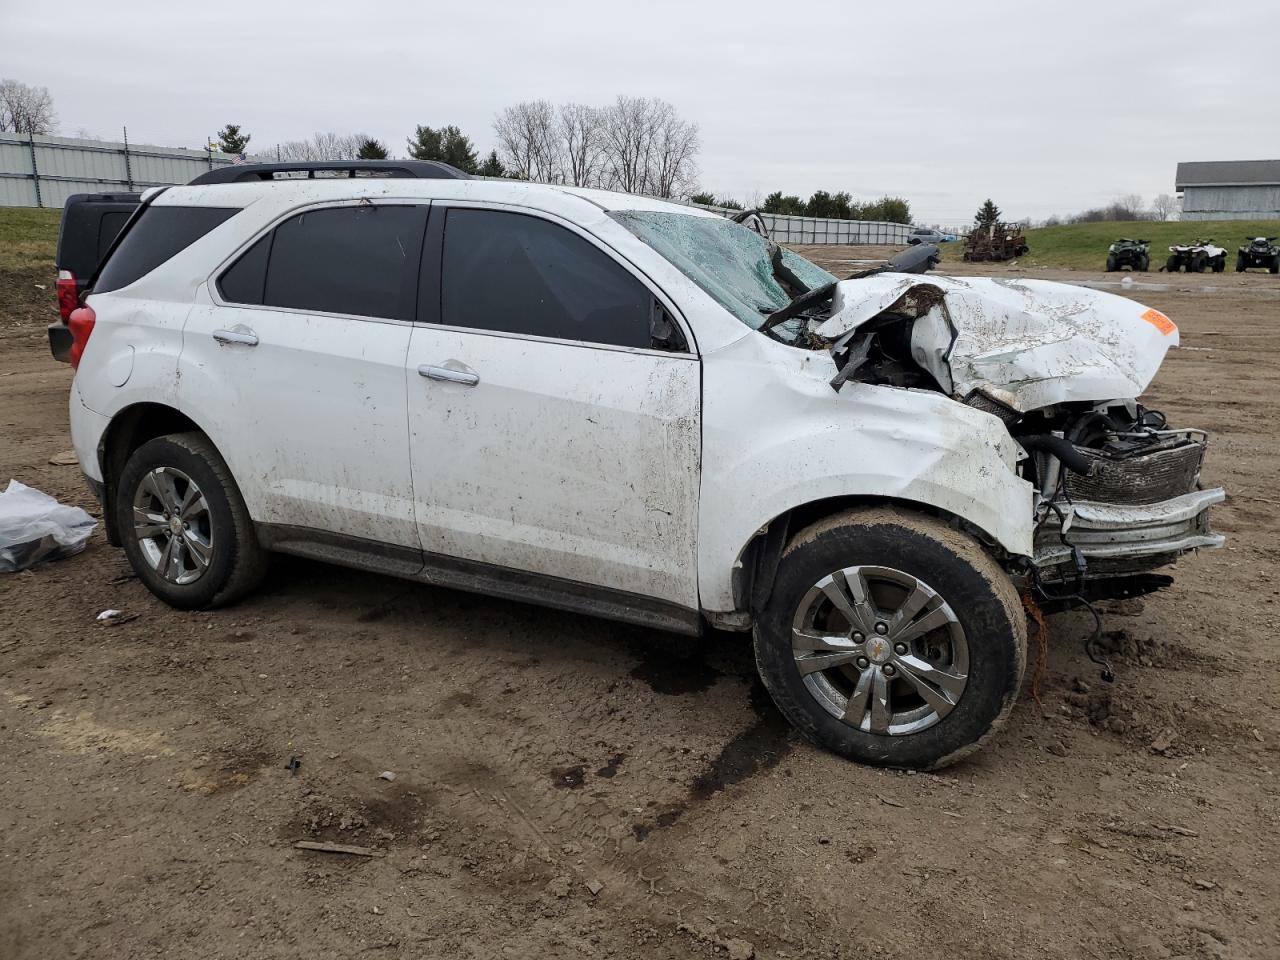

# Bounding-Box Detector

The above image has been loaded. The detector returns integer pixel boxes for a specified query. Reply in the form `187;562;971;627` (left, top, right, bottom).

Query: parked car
51;162;1223;769
53;192;140;327
1166;240;1226;273
907;226;956;245
1236;236;1279;273
1105;238;1149;272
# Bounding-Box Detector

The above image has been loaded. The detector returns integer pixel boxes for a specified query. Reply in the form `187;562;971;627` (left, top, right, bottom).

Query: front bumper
1033;487;1225;579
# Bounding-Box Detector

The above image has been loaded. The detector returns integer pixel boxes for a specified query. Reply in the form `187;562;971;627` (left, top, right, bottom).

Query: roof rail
188;159;473;185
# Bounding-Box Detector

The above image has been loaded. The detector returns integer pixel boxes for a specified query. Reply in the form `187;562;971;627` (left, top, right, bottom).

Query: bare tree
646;100;699;198
598;95;656;194
273;132;364;161
557;103;603;187
1110;193;1147;221
0;79;56;135
1151;193;1178;221
494;100;560;182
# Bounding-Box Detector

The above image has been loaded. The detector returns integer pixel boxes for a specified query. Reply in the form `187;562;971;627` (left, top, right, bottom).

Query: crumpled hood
814;274;1179;412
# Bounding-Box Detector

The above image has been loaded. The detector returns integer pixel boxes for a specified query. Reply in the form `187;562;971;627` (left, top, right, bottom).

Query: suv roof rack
188;159;473;185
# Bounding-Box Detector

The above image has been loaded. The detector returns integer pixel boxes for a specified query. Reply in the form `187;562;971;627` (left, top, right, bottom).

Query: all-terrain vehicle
1236;237;1280;273
1105;238;1149;272
1165;240;1226;273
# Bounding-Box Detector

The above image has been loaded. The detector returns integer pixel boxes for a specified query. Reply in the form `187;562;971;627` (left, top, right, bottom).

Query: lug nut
856;656;870;669
874;622;889;635
883;664;896;676
894;643;908;655
852;632;864;643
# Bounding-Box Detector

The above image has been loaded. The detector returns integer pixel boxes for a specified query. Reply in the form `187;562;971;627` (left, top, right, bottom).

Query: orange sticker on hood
1141;308;1176;335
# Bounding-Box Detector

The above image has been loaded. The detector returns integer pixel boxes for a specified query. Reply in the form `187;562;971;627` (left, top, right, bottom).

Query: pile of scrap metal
962;222;1029;262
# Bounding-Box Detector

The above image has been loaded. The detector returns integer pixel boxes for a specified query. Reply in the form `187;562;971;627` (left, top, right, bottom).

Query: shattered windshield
608;211;836;329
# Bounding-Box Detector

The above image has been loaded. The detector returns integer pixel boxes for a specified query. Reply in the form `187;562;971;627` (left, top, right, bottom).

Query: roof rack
188;159;473;185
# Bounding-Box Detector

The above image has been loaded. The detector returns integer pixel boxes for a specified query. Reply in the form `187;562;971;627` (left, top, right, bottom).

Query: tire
1166;255;1179;272
1105;254;1117;272
1271;255;1279;275
1212;256;1225;273
753;507;1027;770
1237;254;1247;272
115;432;268;610
1138;254;1149;272
1190;253;1206;273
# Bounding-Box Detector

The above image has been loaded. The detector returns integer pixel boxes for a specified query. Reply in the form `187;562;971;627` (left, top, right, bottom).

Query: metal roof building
1175;160;1280;221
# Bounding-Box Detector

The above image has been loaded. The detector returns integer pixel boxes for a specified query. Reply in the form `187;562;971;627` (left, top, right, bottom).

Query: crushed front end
1019;403;1224;589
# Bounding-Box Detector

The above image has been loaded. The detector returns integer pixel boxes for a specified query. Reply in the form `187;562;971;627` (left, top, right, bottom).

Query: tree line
217;95;699;199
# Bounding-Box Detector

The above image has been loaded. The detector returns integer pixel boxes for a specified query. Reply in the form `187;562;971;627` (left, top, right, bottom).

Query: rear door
405;205;701;608
181;201;428;558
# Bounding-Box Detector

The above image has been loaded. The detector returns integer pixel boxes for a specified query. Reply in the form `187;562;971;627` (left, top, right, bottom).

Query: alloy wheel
132;466;213;585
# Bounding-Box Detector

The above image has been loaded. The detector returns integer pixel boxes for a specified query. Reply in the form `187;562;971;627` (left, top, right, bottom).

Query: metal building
1175;159;1280;221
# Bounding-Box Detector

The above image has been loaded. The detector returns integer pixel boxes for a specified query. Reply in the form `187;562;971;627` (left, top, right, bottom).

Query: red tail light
68;304;96;369
56;270;79;323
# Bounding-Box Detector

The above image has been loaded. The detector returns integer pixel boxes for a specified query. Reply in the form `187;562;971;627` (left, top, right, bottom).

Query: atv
1236;236;1280;273
1166;240;1227;273
1105;238;1149;272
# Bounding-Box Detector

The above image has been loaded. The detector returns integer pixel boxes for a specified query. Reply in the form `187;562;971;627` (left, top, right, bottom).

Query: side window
219;205;427;321
440;208;658;349
95;206;239;293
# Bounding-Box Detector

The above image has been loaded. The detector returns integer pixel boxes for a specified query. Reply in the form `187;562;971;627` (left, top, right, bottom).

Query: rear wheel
1237;254;1248;272
1166;255;1179;272
1212;255;1225;273
116;432;268;609
1271;255;1279;275
1137;253;1149;272
1190;253;1206;272
1105;254;1117;272
754;507;1026;770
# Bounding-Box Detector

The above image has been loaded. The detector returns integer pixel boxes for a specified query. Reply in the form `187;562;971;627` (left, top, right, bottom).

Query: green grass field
0;206;60;273
938;218;1280;270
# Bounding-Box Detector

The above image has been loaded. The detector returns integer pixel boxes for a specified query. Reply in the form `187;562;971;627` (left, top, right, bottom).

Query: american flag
232;152;247;165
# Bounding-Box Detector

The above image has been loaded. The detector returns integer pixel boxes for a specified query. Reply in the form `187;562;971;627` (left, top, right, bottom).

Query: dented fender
697;332;1035;614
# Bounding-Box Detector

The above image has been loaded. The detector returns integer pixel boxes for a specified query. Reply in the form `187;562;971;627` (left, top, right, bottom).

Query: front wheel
1271;255;1279;275
1237;254;1247;272
754;507;1027;770
1105;254;1117;272
1137;254;1150;272
116;432;268;609
1212;256;1225;273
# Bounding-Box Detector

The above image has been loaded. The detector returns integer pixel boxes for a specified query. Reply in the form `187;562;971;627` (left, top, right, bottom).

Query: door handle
212;328;259;347
419;364;479;386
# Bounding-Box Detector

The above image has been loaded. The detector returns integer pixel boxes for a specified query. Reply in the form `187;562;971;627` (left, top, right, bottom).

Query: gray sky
4;0;1277;224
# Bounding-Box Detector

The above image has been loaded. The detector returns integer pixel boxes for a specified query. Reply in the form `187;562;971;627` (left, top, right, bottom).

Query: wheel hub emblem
168;516;183;536
866;636;892;665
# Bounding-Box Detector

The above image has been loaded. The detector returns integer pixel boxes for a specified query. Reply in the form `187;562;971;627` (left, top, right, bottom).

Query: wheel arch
96;402;222;546
730;494;1015;624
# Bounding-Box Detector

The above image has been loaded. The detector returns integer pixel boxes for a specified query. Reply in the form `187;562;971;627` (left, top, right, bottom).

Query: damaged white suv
56;162;1223;769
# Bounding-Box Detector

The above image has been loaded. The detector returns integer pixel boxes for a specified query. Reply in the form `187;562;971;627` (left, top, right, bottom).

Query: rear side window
440;208;653;348
219;205;427;321
95;206;239;293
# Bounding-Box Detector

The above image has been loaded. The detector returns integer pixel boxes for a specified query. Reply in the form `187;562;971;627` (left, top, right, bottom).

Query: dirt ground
2;249;1279;960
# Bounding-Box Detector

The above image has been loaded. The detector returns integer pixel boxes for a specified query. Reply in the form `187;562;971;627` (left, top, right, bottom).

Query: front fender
697;335;1034;613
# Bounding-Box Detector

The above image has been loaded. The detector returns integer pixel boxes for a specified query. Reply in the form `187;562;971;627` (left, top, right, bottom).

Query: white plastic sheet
0;480;97;572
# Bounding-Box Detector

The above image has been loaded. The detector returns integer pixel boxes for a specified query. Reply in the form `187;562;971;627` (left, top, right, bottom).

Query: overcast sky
4;0;1277;224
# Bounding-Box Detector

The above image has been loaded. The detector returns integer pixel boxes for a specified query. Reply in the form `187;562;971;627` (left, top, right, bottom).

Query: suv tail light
68;304;96;368
56;270;79;322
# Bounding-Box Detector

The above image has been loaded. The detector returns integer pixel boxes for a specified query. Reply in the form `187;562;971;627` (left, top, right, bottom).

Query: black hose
1018;434;1092;475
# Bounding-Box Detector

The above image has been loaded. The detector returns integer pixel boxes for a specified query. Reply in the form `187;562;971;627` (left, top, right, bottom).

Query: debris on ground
47;450;79;466
584;878;604;896
1150;727;1179;755
293;840;382;858
96;609;138;626
377;770;397;782
285;756;302;775
0;479;96;573
544;876;571;899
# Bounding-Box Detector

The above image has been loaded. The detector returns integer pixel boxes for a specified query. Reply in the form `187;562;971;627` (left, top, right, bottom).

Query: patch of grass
0;206;61;274
938;218;1280;270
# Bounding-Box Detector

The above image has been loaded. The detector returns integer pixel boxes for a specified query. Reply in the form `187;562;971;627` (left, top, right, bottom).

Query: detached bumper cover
1034;488;1225;570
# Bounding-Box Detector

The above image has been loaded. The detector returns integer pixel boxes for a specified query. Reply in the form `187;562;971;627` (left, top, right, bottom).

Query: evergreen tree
975;198;1002;227
216;123;250;154
407;124;478;174
357;137;388;159
477;149;505;178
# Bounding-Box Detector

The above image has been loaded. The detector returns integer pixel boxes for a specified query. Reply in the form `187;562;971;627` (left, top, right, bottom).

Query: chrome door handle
419;364;479;386
212;328;259;347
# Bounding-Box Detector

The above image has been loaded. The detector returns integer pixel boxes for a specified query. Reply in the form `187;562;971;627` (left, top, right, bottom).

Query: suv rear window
95;206;239;293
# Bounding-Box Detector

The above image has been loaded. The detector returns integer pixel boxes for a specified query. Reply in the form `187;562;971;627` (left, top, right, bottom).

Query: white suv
56;163;1223;769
